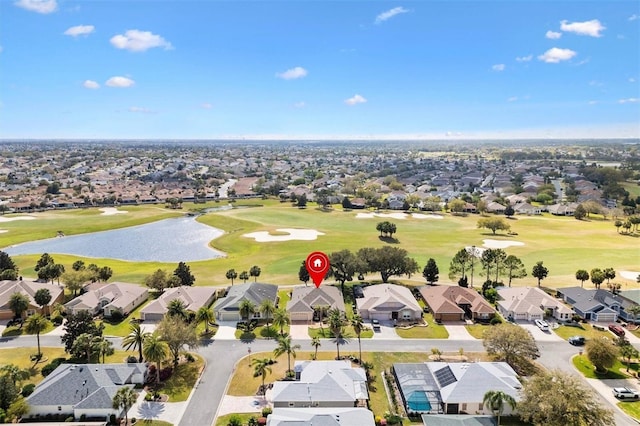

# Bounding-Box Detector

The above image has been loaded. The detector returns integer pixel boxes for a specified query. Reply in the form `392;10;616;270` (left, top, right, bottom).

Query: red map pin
306;251;330;288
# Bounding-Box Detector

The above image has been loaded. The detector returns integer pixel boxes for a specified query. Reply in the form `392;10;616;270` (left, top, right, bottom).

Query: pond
3;216;226;262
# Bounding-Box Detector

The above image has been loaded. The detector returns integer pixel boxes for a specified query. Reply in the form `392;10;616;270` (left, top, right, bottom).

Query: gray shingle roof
213;282;278;313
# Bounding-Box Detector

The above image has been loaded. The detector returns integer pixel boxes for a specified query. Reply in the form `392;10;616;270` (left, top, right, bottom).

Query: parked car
613;387;640;399
568;336;586;346
608;323;625;337
534;319;550;331
371;319;381;331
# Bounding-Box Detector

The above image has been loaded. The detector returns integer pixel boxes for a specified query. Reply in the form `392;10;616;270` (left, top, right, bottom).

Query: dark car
371;319;381;331
608;323;625;337
568;336;586;346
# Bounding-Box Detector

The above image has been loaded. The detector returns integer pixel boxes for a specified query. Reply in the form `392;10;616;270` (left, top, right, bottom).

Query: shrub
261;407;273;417
126;355;138;363
65;416;74;422
131;417;136;424
248;417;259;426
490;316;503;325
51;314;63;326
109;310;124;322
185;353;195;362
21;383;36;397
159;367;173;382
41;358;66;377
109;414;117;425
228;414;242;426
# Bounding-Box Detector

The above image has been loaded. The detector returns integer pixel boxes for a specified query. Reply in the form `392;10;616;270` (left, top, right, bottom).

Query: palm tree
620;344;640;372
0;364;30;387
8;293;29;320
122;323;150;363
351;314;364;363
25;313;48;358
272;308;290;336
142;333;169;383
72;333;102;363
112;386;138;426
167;299;187;320
260;299;275;330
97;338;114;363
328;308;346;359
251;357;273;397
311;336;321;360
239;299;257;321
483;390;517;425
627;305;640;324
196;306;214;334
273;335;300;376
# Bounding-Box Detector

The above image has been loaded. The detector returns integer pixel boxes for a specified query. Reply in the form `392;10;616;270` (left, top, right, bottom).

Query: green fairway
3;202;638;290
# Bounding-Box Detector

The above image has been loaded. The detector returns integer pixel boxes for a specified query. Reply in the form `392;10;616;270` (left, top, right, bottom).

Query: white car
534;319;550;331
613;387;640;399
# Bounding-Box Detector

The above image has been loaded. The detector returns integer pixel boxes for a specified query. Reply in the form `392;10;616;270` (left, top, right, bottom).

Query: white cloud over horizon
128;106;155;113
629;14;639;21
560;19;606;37
618;98;639;104
538;47;577;63
105;76;135;87
545;30;562;39
375;7;409;24
276;66;308;80
110;30;173;52
492;64;505;71
294;101;306;108
345;94;367;105
64;25;95;37
516;54;533;62
201;103;213;109
14;0;57;14
83;80;100;89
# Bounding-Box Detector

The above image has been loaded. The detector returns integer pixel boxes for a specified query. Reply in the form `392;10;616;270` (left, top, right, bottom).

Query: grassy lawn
234;324;290;340
308;325;374;339
619;400;640;422
215;413;259;426
464;323;492;339
395;314;449;338
572;354;639;379
156;353;204;402
2;319;55;337
553;323;613;341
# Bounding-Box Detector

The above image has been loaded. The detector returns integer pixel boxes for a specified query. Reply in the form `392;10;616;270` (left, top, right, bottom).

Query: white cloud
345;94;367;105
630;78;636;83
628;14;639;21
516;54;532;62
110;30;172;52
128;106;154;113
276;66;308;80
507;96;518;102
105;76;135;87
294;101;306;108
14;0;57;14
618;98;639;104
492;64;505;71
64;25;95;37
560;19;606;37
538;47;577;63
375;6;409;24
588;100;598;105
83;80;100;89
201;103;213;109
545;30;562;39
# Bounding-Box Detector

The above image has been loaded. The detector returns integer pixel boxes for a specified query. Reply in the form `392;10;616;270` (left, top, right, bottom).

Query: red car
608;324;625;337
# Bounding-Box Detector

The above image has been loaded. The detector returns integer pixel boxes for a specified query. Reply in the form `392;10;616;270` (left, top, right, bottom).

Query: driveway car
371;319;381;331
568;336;586;346
608;323;625;337
534;319;550;331
613;387;640;399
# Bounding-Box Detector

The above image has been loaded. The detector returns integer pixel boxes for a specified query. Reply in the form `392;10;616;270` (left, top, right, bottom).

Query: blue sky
0;0;638;139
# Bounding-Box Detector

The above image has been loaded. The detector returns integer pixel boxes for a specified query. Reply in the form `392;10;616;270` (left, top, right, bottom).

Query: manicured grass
157;353;204;402
553;323;612;341
234;324;290;340
308;325;374;339
619;400;640;422
134;420;174;426
395;314;449;339
2;320;54;337
465;323;491;339
214;413;259;426
572;354;639;379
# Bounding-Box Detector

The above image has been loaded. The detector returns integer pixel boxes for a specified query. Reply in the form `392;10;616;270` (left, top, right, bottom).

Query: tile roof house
393;362;521;416
140;286;217;321
496;287;573;322
266;407;375;426
419;286;495;322
357;284;422;321
0;279;64;320
213;282;278;321
26;363;147;420
287;286;345;322
556;287;640;324
269;360;368;408
65;282;148;318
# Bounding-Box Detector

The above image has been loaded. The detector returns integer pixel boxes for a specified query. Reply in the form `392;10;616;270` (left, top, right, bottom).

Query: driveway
215;321;238;340
290;323;310;340
218;395;270;416
443;323;476;340
128;389;187;425
586;377;640;419
372;320;400;339
518;322;564;342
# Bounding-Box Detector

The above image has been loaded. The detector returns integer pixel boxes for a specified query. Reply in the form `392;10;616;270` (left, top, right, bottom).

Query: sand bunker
355;212;442;220
620;271;640;281
411;213;444;219
99;207;128;216
0;216;36;223
482;239;525;249
243;228;325;242
0;230;7;234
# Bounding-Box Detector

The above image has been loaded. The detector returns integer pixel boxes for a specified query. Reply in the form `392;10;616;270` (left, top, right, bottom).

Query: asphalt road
2;334;637;426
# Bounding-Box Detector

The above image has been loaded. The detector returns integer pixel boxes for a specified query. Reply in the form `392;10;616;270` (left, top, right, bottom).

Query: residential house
422;414;497;426
139;286;217;321
64;282;148;318
513;202;541;215
387;191;407;210
287;286;345;322
357;284;422;321
27;363;147;420
496;287;573;322
267;407;375;426
269;360;368;408
485;202;505;214
556;287;640;324
0;279;64;319
419;286;495;322
547;203;578;216
393;362;520;415
213;282;278;321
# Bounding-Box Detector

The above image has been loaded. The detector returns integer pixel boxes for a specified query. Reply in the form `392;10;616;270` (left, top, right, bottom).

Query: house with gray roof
213;282;278;321
26;363;147;420
0;279;64;320
140;286;216;321
422;414;496;426
556;287;640;323
65;282;148;318
287;286;345;323
266;407;375;425
357;283;422;321
269;360;368;408
393;362;520;416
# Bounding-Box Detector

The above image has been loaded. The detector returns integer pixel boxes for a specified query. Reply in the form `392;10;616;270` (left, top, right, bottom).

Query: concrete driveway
443;323;476;340
290;323;310;339
128;389;187;425
518;322;564;342
372;321;400;339
586;377;640;416
218;395;270;416
215;321;238;340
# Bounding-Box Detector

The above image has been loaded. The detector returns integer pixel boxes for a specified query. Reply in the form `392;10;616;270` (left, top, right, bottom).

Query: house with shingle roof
213;282;278;321
287;286;345;323
357;284;422;321
497;287;573;322
269;360;368;408
419;286;495;322
27;363;147;419
556;287;640;324
0;279;64;320
266;407;375;426
65;282;148;318
140;286;217;321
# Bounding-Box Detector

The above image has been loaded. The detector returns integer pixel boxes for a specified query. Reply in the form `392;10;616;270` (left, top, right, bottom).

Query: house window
58;406;62;411
478;403;483;410
461;403;467;411
288;402;295;407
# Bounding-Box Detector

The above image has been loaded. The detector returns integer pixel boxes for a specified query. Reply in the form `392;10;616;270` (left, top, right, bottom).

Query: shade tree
531;261;548;288
503;255;526;287
422;258;439;284
357;246;419;283
590;268;605;289
329;249;363;292
585;336;618;373
0;251;18;280
477;217;511;235
173;262;195;286
483;323;539;374
575;269;589;287
298;261;310;285
61;310;104;353
144;269;171;292
156;315;199;367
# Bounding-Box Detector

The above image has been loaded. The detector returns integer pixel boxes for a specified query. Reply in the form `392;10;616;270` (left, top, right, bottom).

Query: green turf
619;400;640;422
395;314;449;338
157;353;204;402
572;354;638;379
